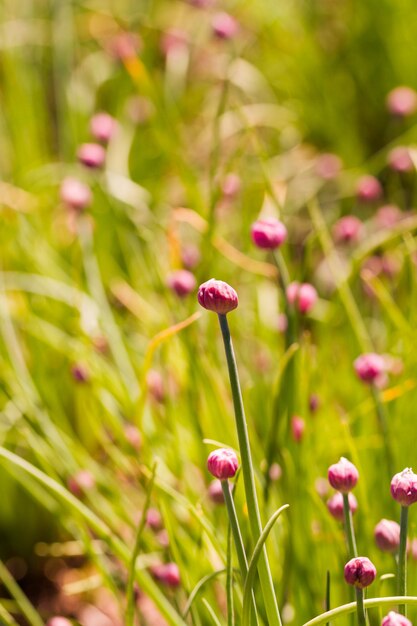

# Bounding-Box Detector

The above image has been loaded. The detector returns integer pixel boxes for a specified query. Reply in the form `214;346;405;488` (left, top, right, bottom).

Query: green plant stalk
226;522;235;626
218;313;282;626
398;506;409;616
371;386;394;480
221;481;259;626
355;589;366;626
0;560;43;626
343;493;358;558
302;596;417;626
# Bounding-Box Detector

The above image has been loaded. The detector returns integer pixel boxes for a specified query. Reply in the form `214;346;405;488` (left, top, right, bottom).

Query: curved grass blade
302;596;417;626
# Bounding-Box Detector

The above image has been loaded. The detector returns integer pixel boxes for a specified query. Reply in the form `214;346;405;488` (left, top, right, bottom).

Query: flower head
67;470;95;498
344;557;376;589
151;562;181;587
212;12;238;39
328;457;359;493
386;86;417;117
333;215;363;244
391;468;417;506
251;218;287;249
374;519;401;553
315;153;342;180
167;270;196;297
286;282;317;315
46;619;73;626
382;611;412;626
354;353;385;384
356;175;382;203
207;448;239;480
387;146;414;173
327;492;358;522
291;416;305;443
77;143;106;169
90;112;117;144
198;279;238;314
60;177;92;211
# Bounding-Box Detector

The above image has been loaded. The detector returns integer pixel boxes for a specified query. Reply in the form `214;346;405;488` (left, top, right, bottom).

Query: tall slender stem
221;482;258;626
343;494;358;558
398;505;409;615
355;589;367;626
218;314;282;626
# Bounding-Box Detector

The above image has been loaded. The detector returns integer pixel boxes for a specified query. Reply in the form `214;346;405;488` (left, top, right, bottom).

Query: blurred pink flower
212;13;238;39
386;86;417;117
315;153;342;180
60;178;92;211
77;143;106;169
333;215;363;244
354;353;385;384
291;416;305;442
387;146;414;173
167;269;196;297
356;175;382;203
90;113;117;144
327;492;357;521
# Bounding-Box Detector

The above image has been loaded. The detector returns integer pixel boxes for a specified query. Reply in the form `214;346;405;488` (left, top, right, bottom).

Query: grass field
2;1;417;625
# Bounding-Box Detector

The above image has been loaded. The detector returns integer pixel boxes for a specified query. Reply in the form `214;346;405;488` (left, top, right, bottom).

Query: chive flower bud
328;457;359;493
167;269;196;297
207;448;238;480
390;468;417;506
333;215;363;244
77;143;106;169
382;611;412;626
344;557;376;589
60;177;92;211
90;112;117;144
151;563;181;587
386;86;417;117
286;282;317;315
354;352;385;384
356;175;382;203
374;519;401;553
251;218;287;249
327;492;358;522
212;12;238;39
198;279;238;314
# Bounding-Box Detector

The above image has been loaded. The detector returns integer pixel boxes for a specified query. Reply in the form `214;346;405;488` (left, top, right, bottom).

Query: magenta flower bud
198;279;238;315
386;86;417;117
167;270;196;298
374;519;401;553
71;362;89;383
354;352;385;384
387;146;414;173
212;12;238;39
269;462;282;481
146;370;165;403
251;218;287;249
309;393;320;413
151;562;180;587
391;468;417;506
67;470;95;498
208;479;225;504
344;557;376;589
375;204;402;229
382;611;412;626
333;215;363;244
328;457;359;493
60;177;92;211
124;424;142;450
286;282;318;314
327;492;358;522
90;112;117;144
298;283;318;314
207;448;238;480
77;143;106;169
315;153;342;180
146;508;163;531
46;618;73;626
181;245;200;270
291;416;305;443
356;175;383;203
222;173;241;198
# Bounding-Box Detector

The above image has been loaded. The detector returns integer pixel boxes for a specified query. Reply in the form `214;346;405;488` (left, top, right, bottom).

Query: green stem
371;386;394;480
355;589;366;626
398;505;409;615
218;314;282;626
221;481;258;626
302;596;417;626
343;493;358;558
226;523;234;626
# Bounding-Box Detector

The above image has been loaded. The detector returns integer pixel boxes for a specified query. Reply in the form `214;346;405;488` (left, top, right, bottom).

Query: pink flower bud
67;470;95;498
298;283;318;314
387;146;414;173
344;557;376;589
356;175;383;203
382;612;412;626
328;457;359;493
251;218;287;249
146;370;165;403
90;113;117;144
151;562;180;587
146;508;163;531
327;492;358;522
315;153;342;180
269;463;282;481
46;618;73;626
167;270;196;298
286;282;318;315
71;363;89;383
374;519;401;553
333;215;363;244
77;143;106;169
291;416;305;442
207;448;238;480
212;12;238;39
222;173;241;198
386;86;417;117
160;29;188;57
208;479;225;504
198;279;238;315
375;204;402;229
309;393;320;413
354;353;385;384
60;177;92;211
124;424;142;450
391;468;417;507
181;245;200;270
